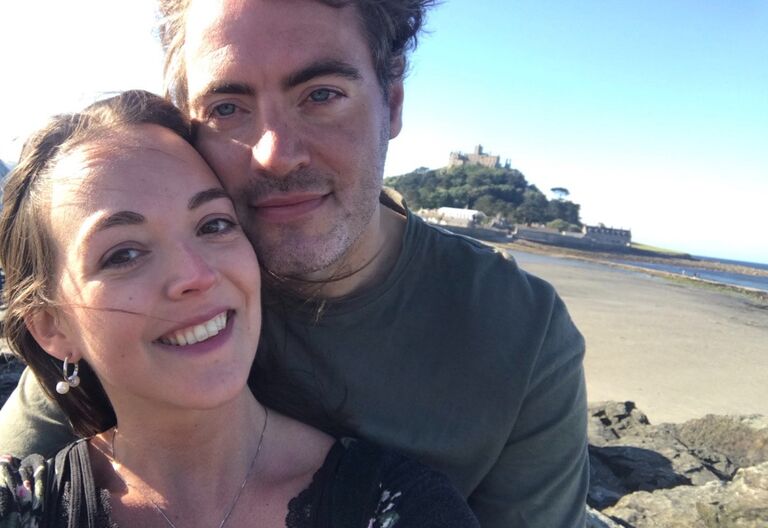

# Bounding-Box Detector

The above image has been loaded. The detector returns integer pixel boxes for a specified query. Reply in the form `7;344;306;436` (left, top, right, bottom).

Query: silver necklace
109;406;269;528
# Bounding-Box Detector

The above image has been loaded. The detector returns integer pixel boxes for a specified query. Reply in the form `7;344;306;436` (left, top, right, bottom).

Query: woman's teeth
158;312;228;346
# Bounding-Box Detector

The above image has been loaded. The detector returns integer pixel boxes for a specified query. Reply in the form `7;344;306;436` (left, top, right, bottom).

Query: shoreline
494;239;768;303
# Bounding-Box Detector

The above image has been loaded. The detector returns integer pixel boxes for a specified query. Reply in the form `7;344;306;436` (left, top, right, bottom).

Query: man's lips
251;193;329;222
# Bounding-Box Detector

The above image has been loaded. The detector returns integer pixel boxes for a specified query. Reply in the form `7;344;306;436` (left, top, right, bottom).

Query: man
0;1;588;525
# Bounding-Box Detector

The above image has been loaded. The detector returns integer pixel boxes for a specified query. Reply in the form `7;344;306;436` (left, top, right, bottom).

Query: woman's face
41;124;261;413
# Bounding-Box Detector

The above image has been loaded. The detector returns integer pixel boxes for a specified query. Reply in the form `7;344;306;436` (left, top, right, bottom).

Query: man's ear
25;309;79;362
387;77;405;140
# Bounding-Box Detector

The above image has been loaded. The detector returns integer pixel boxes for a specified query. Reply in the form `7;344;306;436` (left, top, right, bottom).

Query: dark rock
589;444;690;508
0;353;23;409
589;449;631;509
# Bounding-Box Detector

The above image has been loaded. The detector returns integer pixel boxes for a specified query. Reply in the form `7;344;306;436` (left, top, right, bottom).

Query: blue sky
1;1;766;263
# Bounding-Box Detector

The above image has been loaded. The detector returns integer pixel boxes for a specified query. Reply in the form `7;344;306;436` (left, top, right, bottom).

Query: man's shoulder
405;214;557;304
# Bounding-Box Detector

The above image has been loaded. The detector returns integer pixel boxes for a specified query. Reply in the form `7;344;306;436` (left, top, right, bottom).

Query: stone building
582;225;631;246
448;145;502;169
513;224;631;249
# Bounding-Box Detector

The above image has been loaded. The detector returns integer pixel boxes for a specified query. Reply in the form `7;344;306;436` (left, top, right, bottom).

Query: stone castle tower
448;145;505;169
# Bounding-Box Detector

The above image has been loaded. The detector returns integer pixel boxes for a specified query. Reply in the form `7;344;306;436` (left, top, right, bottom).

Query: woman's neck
94;389;267;501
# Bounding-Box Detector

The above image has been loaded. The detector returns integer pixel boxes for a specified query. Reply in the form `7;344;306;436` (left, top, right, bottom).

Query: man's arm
0;367;76;458
469;294;589;528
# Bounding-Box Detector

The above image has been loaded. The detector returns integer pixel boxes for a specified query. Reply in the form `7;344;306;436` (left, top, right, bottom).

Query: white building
434;207;487;227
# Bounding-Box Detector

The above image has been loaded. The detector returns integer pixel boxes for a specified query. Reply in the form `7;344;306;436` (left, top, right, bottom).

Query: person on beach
0;0;590;525
0;90;479;527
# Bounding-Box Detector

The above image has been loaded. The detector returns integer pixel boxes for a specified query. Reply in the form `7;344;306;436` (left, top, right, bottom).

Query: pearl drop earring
55;355;80;395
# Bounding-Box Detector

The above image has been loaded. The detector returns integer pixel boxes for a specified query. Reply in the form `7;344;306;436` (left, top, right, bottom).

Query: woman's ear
25;309;79;362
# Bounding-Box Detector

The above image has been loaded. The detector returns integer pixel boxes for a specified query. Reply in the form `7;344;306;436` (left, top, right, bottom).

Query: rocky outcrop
589;401;768;527
0;353;23;408
603;462;768;528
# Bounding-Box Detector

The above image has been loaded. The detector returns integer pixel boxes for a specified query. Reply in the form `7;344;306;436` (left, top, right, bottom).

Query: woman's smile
157;310;231;346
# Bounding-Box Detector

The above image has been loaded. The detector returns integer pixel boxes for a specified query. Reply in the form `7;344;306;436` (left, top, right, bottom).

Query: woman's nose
165;246;218;299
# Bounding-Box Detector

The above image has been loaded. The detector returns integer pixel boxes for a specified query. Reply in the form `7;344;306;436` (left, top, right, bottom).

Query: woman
0;91;479;527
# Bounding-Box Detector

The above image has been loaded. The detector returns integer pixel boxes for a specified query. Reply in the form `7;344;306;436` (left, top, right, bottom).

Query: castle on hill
448;145;510;169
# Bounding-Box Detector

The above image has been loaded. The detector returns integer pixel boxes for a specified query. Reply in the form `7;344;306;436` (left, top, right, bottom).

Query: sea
611;256;768;293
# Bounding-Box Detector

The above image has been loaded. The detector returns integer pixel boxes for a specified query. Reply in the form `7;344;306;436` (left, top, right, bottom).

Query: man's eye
211;103;237;117
102;248;144;269
308;89;337;103
199;218;236;235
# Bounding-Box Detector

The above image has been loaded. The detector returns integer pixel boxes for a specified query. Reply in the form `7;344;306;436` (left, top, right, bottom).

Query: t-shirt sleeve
468;291;589;528
368;452;480;528
0;368;77;458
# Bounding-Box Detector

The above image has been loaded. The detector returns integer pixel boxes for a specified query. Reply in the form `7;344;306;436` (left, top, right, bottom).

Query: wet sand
508;248;768;424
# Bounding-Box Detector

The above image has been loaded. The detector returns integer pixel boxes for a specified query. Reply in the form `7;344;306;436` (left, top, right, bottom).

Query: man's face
184;0;404;277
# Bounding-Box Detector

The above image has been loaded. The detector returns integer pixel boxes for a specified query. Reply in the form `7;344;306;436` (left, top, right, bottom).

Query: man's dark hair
157;0;437;113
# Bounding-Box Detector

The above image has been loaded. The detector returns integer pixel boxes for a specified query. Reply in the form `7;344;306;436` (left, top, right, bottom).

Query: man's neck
284;204;407;300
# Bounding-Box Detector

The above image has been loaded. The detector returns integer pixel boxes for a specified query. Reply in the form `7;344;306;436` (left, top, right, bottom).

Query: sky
1;1;766;264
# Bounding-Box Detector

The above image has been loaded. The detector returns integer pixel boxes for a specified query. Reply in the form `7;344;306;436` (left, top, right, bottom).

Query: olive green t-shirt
0;211;588;527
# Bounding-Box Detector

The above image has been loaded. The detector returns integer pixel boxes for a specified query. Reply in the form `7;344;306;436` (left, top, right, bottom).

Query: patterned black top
0;438;479;527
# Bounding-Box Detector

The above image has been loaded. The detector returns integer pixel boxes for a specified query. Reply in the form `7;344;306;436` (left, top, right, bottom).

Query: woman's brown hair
0;90;193;437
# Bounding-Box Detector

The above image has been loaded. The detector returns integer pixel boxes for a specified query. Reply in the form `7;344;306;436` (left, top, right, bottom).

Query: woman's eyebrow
85;188;228;241
94;211;145;233
188;188;230;210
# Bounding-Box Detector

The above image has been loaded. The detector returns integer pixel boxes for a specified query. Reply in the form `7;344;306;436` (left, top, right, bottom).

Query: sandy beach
508;247;768;424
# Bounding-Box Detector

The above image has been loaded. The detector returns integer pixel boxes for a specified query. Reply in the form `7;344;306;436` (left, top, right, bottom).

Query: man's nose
165;246;218;299
251;117;310;177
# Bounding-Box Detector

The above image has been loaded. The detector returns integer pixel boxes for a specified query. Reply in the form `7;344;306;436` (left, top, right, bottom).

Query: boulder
672;415;768;469
588;402;736;509
589;401;651;446
603;461;768;527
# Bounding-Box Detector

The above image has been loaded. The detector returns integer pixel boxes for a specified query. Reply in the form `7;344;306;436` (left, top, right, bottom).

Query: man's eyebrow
284;60;362;89
188;188;230;210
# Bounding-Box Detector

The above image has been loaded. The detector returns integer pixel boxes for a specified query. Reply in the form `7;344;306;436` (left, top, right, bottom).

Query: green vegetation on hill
386;165;581;227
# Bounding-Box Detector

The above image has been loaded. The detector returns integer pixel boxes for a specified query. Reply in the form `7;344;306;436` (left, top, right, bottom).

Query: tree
514;189;548;224
550;187;570;200
547;200;581;225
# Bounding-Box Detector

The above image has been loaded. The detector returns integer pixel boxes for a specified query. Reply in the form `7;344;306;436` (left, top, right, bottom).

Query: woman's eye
102;248;144;269
308;88;338;103
199;218;236;235
211;103;237;118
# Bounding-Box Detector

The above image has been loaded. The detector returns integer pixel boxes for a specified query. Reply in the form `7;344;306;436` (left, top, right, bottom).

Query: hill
386;164;581;227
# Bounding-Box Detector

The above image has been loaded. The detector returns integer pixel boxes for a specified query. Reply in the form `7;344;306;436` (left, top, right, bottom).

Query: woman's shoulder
0;452;47;526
